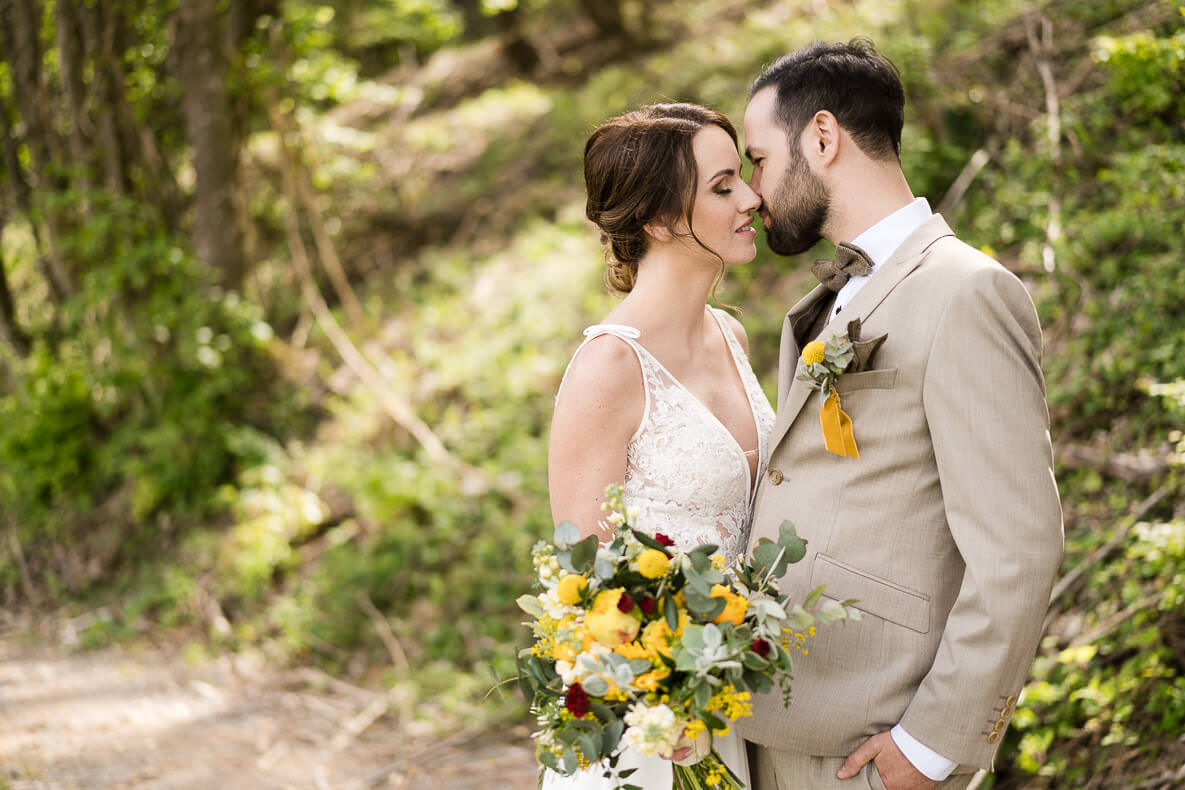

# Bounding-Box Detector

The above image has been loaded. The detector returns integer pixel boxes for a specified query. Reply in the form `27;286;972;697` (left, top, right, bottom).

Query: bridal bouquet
517;486;859;789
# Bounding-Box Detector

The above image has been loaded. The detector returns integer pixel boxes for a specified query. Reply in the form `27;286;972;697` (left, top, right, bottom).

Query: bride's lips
735;221;757;237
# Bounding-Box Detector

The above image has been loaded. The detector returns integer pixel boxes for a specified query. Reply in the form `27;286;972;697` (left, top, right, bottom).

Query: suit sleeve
900;263;1064;768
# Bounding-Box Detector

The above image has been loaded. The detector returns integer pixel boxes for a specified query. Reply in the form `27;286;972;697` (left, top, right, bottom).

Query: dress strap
554;324;652;444
583;323;641;340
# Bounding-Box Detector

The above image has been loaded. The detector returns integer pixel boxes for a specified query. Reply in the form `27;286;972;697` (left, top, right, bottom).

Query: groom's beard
762;151;830;256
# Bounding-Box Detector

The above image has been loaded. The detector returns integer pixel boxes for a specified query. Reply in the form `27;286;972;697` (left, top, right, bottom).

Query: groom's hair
751;38;904;161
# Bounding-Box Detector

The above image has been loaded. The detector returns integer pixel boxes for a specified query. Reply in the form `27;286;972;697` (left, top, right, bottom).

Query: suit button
768;469;784;485
1006;695;1018;707
987;731;1000;744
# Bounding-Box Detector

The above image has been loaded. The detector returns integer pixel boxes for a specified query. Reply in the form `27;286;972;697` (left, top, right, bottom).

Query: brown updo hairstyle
584;103;739;294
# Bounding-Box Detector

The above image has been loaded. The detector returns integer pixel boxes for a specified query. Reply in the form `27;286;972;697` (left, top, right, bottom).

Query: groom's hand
837;731;940;790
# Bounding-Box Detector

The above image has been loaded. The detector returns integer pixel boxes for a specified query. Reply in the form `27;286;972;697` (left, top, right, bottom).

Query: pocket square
845;318;888;373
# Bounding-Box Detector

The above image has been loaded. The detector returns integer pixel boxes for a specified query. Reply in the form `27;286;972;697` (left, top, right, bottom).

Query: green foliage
2;0;1182;779
0;193;299;594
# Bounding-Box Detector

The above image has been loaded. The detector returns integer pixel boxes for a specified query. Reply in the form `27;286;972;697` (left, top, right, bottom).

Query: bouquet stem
672;747;745;789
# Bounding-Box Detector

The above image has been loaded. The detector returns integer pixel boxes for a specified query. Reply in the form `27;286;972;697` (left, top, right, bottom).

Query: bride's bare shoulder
558;332;644;406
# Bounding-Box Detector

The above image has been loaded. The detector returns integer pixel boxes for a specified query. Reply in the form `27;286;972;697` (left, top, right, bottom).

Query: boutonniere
797;320;887;459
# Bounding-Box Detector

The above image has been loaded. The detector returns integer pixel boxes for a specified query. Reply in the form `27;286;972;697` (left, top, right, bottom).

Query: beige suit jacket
739;215;1063;770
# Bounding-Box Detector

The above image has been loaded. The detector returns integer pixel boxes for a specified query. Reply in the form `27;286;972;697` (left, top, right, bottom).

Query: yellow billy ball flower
801;340;826;366
555;573;588;606
637;549;671;579
709;584;748;626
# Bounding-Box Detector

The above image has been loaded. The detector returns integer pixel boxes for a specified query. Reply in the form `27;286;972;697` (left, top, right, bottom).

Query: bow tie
811;243;875;292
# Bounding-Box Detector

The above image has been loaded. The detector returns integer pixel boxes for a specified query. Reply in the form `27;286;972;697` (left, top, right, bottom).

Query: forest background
1;0;1183;787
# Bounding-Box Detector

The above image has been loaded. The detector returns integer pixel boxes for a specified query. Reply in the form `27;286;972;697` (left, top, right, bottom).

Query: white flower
623;701;683;758
555;659;588;686
538;588;579;620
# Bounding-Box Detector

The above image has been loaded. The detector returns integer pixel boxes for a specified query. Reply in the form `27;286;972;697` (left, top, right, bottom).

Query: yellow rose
710;584;748;626
585;589;641;647
801;340;826;366
640;609;688;657
556;573;588;605
637;549;671;579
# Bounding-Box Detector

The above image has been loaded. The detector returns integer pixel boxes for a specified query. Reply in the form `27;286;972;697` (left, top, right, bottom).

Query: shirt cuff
890;724;957;781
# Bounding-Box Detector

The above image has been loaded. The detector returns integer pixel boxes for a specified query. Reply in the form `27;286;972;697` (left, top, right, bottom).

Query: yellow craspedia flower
555;573;588;605
637;549;671;579
709;584;748;626
801;340;826;366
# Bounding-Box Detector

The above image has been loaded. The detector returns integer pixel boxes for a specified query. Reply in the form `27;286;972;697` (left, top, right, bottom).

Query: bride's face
678;125;761;268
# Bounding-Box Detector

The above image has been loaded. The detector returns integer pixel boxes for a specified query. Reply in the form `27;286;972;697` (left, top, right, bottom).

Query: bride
546;103;775;789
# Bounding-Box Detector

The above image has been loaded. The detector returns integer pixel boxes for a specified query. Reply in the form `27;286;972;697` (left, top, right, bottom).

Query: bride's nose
739;181;761;214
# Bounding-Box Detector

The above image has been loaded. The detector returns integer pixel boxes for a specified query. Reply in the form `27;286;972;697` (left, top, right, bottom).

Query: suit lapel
776;284;833;412
769;214;957;453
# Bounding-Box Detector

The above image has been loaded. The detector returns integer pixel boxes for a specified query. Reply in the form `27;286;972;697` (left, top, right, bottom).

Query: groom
738;40;1064;790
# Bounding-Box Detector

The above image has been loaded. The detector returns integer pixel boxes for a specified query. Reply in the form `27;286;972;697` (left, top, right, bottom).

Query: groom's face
744;87;830;256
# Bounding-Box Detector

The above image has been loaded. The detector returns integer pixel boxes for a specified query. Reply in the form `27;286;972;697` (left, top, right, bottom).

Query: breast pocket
836;368;898;395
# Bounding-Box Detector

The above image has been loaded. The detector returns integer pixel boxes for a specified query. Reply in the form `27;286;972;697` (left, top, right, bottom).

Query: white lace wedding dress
545;307;776;789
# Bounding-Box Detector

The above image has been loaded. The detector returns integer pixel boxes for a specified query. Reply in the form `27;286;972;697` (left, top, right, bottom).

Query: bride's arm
547;335;645;540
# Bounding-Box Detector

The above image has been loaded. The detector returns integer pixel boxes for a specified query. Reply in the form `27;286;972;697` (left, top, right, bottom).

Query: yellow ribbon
819;391;859;458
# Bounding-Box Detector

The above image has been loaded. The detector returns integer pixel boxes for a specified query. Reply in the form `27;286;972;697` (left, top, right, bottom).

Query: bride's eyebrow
708;167;737;182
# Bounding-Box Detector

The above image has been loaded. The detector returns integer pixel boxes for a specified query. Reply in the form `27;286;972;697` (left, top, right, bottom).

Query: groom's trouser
745;741;976;790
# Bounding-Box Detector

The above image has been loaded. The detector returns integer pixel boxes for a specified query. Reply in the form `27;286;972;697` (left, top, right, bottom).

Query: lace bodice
558;308;776;561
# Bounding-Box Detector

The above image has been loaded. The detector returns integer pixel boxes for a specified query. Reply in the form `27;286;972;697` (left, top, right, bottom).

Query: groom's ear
805;110;841;168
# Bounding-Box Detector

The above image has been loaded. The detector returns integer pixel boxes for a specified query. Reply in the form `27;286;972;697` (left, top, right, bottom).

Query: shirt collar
849;197;933;269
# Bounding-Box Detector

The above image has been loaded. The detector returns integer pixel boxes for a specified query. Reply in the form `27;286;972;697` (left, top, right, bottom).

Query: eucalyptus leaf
664;591;678;630
603;718;625;754
570;534;598;571
579;732;602;763
694;682;711;709
628;658;653;675
554;521;581;548
516;594;544;617
742;650;767;670
804;584;825;610
777;521;807;564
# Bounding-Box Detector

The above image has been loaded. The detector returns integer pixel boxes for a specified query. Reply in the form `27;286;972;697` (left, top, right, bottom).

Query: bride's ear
643;220;674;243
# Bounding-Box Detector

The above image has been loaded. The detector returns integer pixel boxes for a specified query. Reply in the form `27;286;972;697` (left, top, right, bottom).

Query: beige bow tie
811;243;875;292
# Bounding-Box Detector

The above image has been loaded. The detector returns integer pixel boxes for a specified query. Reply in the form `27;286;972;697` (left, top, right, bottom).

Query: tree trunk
0;207;31;357
0;93;72;304
575;0;633;43
55;0;95;189
173;0;245;288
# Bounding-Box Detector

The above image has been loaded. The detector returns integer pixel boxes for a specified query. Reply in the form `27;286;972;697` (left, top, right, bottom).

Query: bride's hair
584;103;738;295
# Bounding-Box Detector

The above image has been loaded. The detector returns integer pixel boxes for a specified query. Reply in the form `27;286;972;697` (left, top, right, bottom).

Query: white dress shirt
830;197;934;320
828;197;958;782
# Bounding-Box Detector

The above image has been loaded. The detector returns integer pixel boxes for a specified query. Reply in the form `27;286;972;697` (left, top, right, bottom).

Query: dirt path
0;632;538;790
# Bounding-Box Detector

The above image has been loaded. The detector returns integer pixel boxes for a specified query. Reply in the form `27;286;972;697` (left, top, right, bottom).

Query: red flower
566;682;590;717
638;595;656;616
750;638;771;657
617;592;635;613
654;533;675;548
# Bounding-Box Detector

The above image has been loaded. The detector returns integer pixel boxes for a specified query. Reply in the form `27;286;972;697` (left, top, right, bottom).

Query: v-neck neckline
628;309;763;501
